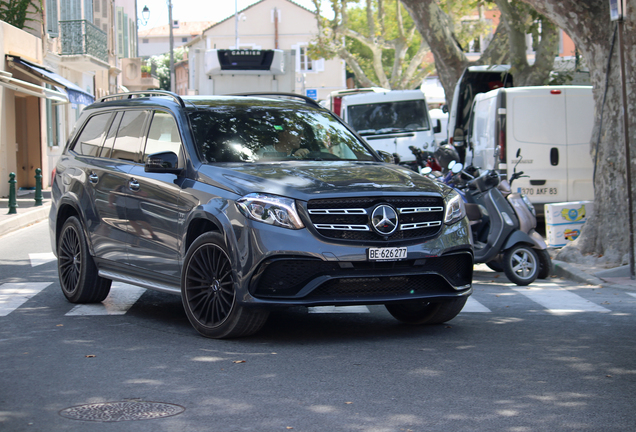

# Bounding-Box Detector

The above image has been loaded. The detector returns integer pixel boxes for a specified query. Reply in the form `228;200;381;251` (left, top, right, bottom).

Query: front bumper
230;210;474;308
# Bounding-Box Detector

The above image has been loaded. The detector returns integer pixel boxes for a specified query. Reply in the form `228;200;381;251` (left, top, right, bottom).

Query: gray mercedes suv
49;91;473;338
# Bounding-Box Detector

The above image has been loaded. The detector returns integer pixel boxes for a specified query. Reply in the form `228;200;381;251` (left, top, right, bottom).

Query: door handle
128;178;140;192
88;172;99;184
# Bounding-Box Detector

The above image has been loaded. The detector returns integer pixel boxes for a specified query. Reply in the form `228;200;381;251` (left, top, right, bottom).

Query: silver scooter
461;150;552;285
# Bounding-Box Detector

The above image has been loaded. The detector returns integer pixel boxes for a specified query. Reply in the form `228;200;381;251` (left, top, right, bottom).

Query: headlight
521;194;536;216
237;193;305;230
444;189;467;225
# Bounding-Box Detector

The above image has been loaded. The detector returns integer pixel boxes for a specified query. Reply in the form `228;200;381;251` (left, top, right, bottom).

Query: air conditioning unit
204;49;285;75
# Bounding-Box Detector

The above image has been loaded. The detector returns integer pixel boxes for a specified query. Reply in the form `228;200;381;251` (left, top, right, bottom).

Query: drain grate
59;401;185;422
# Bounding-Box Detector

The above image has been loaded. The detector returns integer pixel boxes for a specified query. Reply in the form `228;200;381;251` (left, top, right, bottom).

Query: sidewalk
0;189;52;237
2;190;635;291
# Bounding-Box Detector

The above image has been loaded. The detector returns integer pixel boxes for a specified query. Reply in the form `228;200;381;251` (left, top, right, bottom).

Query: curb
552;259;605;286
0;204;51;237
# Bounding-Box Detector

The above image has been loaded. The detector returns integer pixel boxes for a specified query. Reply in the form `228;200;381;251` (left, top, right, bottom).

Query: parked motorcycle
464;150;552;284
423;148;551;285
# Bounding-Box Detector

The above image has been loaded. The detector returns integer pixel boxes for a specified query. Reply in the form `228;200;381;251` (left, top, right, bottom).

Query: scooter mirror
516;148;521;158
448;160;456;170
421;167;433;175
451;163;463;174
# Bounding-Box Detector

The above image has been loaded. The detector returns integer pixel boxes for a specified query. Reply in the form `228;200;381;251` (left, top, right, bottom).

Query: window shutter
46;0;59;36
123;13;129;58
84;0;93;22
117;7;124;57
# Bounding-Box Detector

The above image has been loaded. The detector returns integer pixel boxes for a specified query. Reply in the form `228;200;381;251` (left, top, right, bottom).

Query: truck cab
337;89;440;169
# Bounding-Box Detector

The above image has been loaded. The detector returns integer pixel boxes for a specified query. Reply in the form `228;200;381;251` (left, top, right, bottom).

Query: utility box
544;201;594;247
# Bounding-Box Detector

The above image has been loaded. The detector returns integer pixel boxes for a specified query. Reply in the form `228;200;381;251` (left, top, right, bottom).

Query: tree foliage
0;0;41;30
309;0;438;89
147;48;184;91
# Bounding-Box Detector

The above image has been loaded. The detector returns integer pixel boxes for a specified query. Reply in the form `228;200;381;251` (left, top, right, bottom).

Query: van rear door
506;87;569;204
564;87;595;202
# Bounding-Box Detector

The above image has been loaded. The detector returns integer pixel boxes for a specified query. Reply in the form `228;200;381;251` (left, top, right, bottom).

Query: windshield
187;103;376;163
347;99;430;135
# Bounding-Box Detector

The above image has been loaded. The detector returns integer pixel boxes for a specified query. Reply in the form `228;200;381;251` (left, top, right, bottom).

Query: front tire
385;296;468;325
57;216;111;303
181;232;269;338
503;244;539;286
537;249;553;279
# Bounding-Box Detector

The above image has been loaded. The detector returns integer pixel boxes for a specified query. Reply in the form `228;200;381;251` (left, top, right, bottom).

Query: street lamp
140;5;150;25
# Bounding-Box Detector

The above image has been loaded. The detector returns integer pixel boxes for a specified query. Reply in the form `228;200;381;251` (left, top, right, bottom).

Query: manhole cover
59;401;185;422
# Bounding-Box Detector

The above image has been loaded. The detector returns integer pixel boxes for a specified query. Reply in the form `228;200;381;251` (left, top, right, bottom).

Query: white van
337;90;441;167
448;65;513;162
466;85;595;210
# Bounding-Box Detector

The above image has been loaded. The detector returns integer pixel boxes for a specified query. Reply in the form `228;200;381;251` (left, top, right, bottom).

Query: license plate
519;187;558;196
368;247;407;261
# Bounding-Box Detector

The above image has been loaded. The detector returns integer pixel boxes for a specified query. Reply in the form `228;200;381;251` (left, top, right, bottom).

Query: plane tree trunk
520;0;635;264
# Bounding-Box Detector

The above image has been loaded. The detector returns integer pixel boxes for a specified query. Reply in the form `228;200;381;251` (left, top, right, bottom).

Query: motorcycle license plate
368;247;407;261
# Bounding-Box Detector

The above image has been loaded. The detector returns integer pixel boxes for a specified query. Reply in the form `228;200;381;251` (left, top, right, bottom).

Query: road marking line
29;252;57;267
461;297;491;312
66;283;146;316
0;282;52;316
513;284;610;314
308;305;370;314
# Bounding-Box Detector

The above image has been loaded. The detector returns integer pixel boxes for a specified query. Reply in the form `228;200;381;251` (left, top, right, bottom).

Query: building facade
0;0;146;196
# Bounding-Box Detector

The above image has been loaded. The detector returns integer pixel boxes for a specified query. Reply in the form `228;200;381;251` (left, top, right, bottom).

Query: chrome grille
306;196;445;241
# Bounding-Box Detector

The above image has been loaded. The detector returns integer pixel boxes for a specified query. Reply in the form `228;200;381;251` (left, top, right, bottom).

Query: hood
197;161;444;200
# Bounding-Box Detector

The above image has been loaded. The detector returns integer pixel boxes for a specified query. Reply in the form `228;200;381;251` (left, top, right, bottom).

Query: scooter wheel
537;249;553;279
503;245;539;286
485;256;504;272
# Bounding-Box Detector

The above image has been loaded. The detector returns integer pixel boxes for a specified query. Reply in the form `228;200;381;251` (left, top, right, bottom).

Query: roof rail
227;92;322;108
99;90;185;107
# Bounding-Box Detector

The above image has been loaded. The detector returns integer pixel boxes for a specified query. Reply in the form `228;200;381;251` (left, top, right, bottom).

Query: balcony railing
59;20;108;63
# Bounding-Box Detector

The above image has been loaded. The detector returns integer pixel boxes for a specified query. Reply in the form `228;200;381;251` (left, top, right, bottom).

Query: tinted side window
143;111;183;164
110;110;148;162
71;113;113;156
99;112;123;158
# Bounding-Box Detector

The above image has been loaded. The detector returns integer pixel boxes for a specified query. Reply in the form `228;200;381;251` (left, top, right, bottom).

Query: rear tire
503;244;539;286
485;256;504;272
385;296;468;325
57;216;111;303
181;232;269;338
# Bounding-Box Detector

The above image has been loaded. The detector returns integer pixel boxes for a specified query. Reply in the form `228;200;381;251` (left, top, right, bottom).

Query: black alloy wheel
181;232;268;338
58;216;111;303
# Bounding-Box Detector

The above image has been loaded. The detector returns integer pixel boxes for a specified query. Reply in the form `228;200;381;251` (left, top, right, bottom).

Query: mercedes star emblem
371;204;398;235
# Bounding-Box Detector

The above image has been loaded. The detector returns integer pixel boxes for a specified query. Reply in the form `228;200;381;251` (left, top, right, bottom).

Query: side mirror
433;119;442;134
441;104;448;114
145;151;183;174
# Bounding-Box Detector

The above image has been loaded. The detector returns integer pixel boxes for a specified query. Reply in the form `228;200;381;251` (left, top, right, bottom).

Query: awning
8;56;95;105
0;69;69;102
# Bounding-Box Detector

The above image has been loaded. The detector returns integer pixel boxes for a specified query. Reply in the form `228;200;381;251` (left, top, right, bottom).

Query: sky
136;0;325;31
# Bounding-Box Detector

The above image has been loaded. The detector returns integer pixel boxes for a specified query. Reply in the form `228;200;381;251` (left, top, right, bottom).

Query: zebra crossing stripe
66;283;146;316
29;252;57;267
0;282;52;316
461;297;491;313
513;284;610;314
